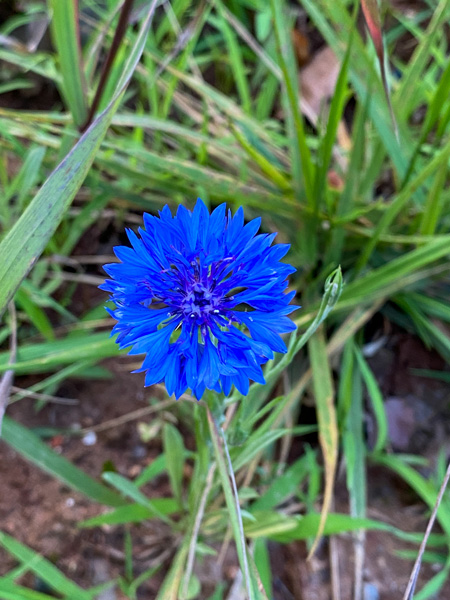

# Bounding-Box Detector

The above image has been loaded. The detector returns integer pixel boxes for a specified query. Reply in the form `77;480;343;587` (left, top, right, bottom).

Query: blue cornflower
101;199;297;399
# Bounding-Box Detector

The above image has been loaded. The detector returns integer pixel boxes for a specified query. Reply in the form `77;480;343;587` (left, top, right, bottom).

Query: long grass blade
307;326;338;558
1;416;126;506
49;0;88;127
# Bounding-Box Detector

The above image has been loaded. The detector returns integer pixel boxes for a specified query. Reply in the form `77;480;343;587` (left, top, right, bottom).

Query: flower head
101;199;297;399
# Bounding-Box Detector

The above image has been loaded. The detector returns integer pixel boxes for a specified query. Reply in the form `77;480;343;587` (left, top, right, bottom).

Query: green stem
206;406;253;599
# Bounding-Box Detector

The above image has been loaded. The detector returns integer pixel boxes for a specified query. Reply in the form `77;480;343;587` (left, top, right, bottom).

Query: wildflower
101;199;297;399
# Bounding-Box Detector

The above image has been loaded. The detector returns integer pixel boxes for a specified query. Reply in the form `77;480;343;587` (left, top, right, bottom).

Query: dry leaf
291;29;310;67
299;47;351;154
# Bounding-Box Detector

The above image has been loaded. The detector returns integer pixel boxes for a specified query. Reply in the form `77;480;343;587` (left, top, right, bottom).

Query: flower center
179;281;222;322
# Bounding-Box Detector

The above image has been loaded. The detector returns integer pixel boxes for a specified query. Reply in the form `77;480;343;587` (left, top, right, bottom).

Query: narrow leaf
102;472;174;525
49;0;88;126
307;326;338;558
0;530;92;600
79;499;178;528
1;416;125;506
354;345;388;453
163;423;185;509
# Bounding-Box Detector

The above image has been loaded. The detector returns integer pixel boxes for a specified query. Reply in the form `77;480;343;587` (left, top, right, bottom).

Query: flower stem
206;406;253;599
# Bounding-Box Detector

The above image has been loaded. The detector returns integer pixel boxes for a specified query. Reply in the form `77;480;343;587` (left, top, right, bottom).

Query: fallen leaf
291;29;310;66
299;47;351;156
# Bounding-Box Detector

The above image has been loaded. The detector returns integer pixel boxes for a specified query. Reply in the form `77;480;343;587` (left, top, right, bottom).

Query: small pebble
363;582;380;600
82;431;97;446
131;444;146;459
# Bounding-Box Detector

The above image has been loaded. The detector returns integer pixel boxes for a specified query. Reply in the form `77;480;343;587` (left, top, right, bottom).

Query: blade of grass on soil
1;416;126;506
0;530;94;600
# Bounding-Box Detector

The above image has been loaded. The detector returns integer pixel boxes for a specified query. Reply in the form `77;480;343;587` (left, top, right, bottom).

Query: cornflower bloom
101;199;297;399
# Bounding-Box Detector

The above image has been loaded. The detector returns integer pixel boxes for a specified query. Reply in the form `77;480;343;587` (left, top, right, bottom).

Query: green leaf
342;343;367;526
410;369;450;384
232;429;291;472
4;146;46;213
207;409;264;599
393;0;450;118
163;423;185;509
102;472;174;525
354;345;387;453
79;499;178;528
270;0;313;202
252;538;272;598
0;332;119;375
245;511;393;542
1;417;125;507
250;456;310;512
49;0;88;126
215;2;251;113
15;287;55;341
354;139;450;273
135;453;167;487
419;160;448;235
0;531;92;600
307;326;338;557
373;454;450;537
0;579;67;600
155;538;191;600
314;37;351;208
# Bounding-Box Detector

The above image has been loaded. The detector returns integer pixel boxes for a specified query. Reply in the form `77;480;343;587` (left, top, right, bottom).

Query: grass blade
302;0;408;177
1;416;126;506
0;332;119;375
0;531;94;600
270;0;313;202
419;160;448;236
49;0;88;127
0;580;61;600
342;342;367;599
215;1;251;113
163;423;185;510
307;326;338;558
354;345;387;453
207;407;263;599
